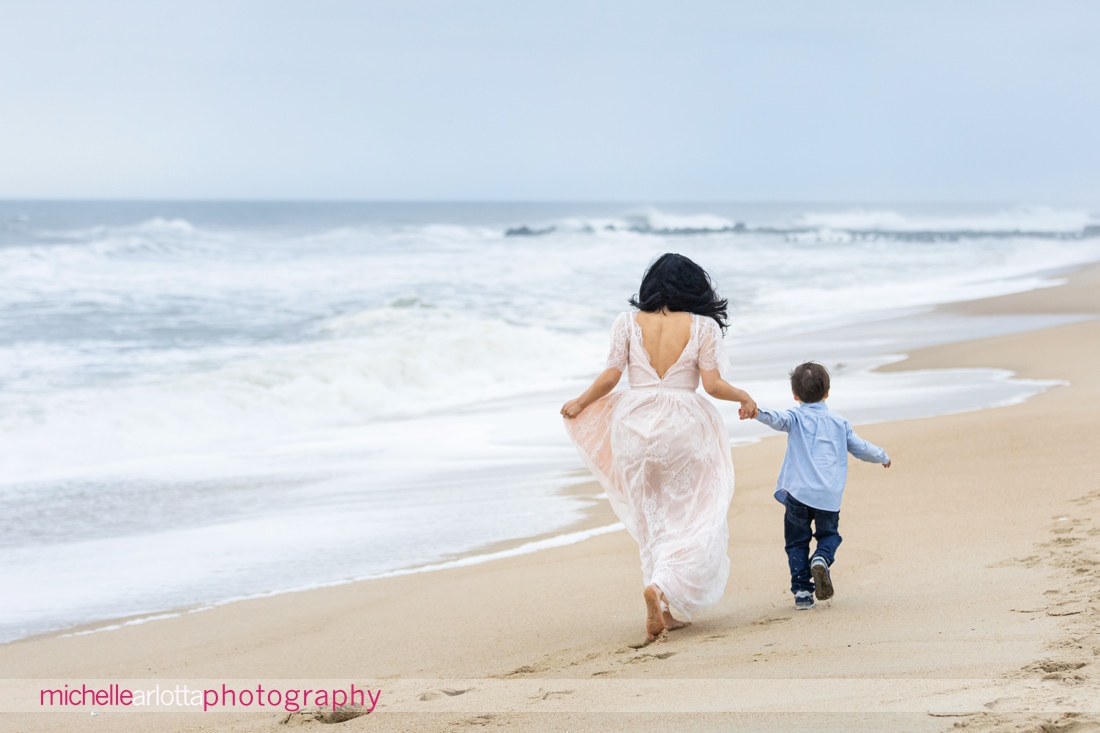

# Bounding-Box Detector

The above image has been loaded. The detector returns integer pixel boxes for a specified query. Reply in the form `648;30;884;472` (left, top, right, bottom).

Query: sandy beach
3;265;1100;733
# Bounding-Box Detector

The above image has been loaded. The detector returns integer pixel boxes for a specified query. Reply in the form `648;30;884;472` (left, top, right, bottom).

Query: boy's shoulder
797;402;852;426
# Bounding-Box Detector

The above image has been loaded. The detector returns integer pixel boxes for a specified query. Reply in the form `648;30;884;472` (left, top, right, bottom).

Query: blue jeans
784;495;842;594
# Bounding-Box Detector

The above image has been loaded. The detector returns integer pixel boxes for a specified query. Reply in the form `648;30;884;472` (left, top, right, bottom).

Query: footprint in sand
1026;713;1088;732
1051;637;1090;652
279;709;368;725
754;615;792;626
1023;659;1088;680
498;664;541;678
990;554;1044;569
418;688;472;701
1047;608;1086;617
625;651;676;664
459;714;496;727
566;652;602;668
440;688;472;696
531;689;574;701
982;696;1023;711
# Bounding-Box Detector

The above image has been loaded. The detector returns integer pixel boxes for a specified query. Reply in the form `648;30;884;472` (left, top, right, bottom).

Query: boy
753;362;891;610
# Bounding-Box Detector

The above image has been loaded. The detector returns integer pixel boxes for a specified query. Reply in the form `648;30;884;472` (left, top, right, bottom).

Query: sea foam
1;201;1098;644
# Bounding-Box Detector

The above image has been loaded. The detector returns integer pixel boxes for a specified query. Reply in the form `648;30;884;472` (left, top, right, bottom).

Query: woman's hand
738;397;758;420
560;398;586;419
561;368;622;420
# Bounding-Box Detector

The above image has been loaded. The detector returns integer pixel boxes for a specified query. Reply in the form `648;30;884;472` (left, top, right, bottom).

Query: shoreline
3;262;1100;731
4;264;1098;648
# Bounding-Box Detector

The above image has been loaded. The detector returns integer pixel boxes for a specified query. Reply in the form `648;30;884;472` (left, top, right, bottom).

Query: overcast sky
1;1;1097;202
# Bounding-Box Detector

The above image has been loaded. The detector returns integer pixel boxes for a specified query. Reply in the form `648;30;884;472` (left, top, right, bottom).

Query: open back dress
564;311;735;617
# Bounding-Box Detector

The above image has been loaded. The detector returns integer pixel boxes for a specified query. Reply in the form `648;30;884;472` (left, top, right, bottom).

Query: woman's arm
700;368;757;419
560;367;622;419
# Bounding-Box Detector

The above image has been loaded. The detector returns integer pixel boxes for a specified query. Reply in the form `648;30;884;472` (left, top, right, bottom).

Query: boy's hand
738;400;758;420
560;399;585;420
883;459;892;469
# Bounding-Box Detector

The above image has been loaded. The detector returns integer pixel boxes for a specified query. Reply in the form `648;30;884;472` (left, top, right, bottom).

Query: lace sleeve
697;317;732;377
605;312;631;371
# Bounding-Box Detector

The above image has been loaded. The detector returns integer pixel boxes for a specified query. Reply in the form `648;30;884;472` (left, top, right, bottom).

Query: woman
561;253;756;642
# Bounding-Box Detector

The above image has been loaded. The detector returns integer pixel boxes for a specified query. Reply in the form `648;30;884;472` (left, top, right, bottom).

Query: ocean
1;200;1098;643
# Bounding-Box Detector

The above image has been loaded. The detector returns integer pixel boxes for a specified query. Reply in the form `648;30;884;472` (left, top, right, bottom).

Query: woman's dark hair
629;253;729;332
790;362;830;403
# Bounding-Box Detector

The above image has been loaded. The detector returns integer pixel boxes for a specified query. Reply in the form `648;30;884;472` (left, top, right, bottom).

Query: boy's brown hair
790;362;830;403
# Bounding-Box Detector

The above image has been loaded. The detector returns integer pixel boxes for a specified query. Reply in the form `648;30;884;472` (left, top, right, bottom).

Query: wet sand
3;265;1099;732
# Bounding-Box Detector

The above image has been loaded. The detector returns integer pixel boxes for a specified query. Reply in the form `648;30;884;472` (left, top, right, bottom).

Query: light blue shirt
755;401;889;512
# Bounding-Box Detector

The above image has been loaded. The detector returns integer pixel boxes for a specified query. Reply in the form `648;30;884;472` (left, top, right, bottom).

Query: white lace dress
564;311;735;618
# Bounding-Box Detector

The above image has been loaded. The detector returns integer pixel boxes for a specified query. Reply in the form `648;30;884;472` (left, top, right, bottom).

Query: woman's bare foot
663;609;689;632
643;585;665;642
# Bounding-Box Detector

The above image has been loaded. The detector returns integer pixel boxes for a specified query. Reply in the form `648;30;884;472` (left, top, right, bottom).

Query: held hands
560;398;585;420
737;397;758;420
